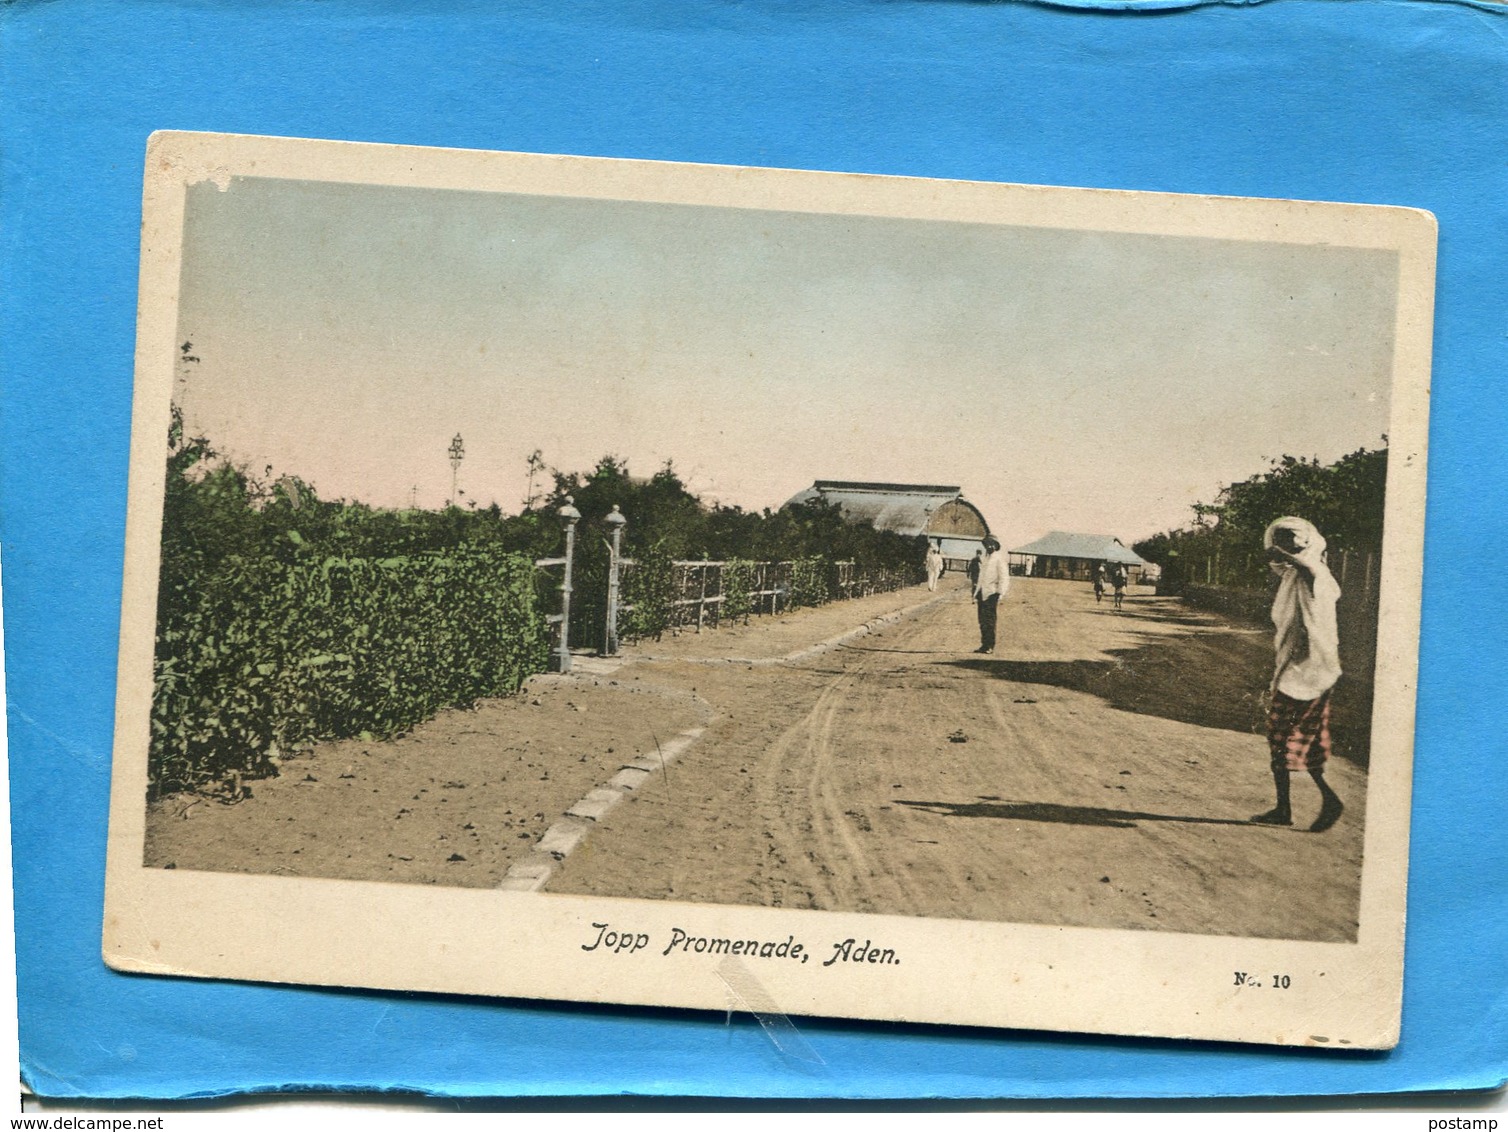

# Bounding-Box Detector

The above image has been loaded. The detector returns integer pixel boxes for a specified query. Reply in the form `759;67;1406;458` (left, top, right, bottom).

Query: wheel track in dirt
751;608;945;914
548;581;1368;941
750;672;847;909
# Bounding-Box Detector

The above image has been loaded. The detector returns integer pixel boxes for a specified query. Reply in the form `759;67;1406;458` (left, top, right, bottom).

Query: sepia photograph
104;132;1434;1048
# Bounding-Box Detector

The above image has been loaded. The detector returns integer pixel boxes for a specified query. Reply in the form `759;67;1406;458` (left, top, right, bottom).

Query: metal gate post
604;504;626;656
555;496;581;673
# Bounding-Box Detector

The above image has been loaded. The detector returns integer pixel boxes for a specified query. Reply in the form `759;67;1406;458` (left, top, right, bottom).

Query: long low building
783;480;992;566
1008;530;1151;581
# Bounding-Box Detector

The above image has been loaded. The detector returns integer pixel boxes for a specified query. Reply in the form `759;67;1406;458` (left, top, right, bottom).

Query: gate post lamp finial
555;495;581;673
604;504;627;656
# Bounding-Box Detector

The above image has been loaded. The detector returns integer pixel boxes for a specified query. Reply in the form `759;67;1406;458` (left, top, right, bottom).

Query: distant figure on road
1103;563;1127;611
967;546;983;592
1092;562;1106;604
972;536;1008;654
1251;516;1345;833
925;541;945;592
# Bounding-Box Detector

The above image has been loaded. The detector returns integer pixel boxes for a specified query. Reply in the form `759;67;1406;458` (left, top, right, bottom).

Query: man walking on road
972;536;1008;654
1110;563;1128;610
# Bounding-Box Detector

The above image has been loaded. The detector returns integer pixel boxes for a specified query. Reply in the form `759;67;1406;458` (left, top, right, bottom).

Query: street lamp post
603;504;627;656
554;495;581;673
447;433;465;507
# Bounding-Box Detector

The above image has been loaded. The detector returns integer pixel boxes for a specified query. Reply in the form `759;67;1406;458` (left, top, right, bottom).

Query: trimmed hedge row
151;429;927;797
151;544;548;798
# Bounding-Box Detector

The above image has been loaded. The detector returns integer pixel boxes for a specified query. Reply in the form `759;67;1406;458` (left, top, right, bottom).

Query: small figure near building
1110;563;1128;610
1092;562;1106;604
1008;531;1148;584
972;536;1008;655
1251;517;1345;833
925;540;944;592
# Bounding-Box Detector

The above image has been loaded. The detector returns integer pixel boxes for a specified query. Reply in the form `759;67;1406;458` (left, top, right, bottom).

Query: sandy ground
144;676;709;887
147;574;1368;941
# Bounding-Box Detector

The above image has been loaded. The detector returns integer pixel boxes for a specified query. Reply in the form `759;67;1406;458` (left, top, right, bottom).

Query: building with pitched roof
782;480;992;568
1008;531;1151;582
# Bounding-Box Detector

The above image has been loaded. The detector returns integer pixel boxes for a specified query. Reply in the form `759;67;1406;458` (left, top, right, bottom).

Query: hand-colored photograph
105;135;1433;1046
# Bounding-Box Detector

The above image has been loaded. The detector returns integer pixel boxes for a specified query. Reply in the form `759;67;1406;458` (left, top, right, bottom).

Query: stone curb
498;590;955;892
498;726;705;892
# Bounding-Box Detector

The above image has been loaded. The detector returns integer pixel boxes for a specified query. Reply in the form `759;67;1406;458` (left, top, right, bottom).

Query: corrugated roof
784;481;970;538
812;480;962;496
1009;531;1147;565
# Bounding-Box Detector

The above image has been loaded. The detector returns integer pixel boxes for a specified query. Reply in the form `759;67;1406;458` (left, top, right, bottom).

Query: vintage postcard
104;132;1434;1048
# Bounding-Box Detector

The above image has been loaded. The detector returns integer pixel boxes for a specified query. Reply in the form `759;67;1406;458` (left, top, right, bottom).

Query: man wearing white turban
1252;517;1345;832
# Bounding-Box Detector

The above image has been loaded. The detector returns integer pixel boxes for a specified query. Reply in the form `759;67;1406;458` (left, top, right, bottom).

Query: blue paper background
3;0;1506;1100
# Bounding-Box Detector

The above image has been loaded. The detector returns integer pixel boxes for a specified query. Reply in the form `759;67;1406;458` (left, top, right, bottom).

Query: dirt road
149;574;1367;942
549;576;1366;942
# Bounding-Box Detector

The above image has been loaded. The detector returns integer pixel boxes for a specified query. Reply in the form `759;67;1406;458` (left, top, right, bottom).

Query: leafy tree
1135;446;1388;591
152;429;925;794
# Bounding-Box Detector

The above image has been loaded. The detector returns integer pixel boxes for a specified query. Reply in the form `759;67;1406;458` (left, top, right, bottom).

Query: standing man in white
1252;517;1345;833
972;536;1008;654
925;540;944;592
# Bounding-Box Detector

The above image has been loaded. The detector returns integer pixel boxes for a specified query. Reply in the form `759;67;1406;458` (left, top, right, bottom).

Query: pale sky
174;176;1397;550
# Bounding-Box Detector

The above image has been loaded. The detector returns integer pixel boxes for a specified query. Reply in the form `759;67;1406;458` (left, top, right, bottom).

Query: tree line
1133;446;1387;592
152;418;922;795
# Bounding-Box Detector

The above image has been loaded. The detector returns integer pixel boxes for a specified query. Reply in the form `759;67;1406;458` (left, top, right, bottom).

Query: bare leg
1251;768;1293;825
1309;769;1344;832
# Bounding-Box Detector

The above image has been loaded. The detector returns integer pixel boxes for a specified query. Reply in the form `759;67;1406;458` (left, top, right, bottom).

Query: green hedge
617;545;675;642
150;424;925;795
788;557;829;608
151;544;548;797
720;559;758;621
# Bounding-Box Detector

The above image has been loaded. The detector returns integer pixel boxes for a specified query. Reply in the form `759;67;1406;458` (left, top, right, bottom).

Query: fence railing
671;559;919;633
614;557;918;639
533;498;923;656
664;560;803;631
1167;546;1379;603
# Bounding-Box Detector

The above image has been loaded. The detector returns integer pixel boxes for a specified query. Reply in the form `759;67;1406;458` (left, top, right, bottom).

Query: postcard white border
104;132;1435;1049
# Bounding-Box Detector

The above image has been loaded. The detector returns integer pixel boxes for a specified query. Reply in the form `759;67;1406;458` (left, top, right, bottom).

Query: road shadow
894;797;1255;830
836;644;961;656
941;619;1372;770
1080;602;1234;629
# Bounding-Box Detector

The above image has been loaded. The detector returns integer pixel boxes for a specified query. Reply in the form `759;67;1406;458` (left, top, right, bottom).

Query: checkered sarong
1268;688;1332;773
